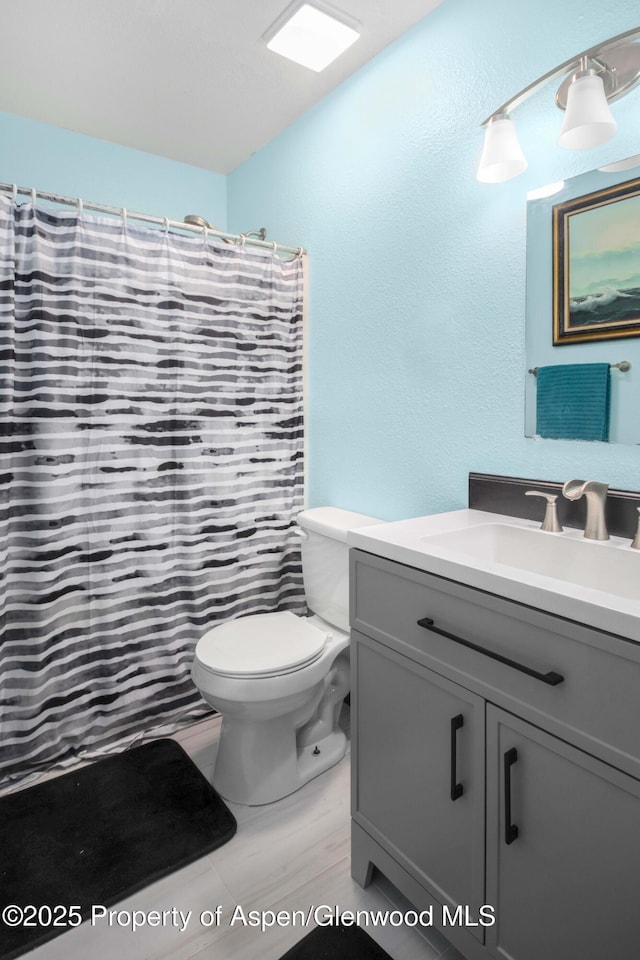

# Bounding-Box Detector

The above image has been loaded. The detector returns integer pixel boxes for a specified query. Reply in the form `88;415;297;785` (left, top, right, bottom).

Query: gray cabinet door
486;704;640;960
352;632;485;940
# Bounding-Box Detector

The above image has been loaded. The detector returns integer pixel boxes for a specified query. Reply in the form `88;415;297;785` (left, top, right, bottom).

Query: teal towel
536;363;610;441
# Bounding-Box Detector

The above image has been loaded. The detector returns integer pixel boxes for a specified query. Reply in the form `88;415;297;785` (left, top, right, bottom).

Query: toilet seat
195;611;330;679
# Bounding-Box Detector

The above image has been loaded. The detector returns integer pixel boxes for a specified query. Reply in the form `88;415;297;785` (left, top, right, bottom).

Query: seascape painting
553;177;640;344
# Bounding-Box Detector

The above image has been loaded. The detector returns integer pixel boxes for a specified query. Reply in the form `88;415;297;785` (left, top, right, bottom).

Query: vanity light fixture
477;26;640;183
264;0;360;73
477;114;528;183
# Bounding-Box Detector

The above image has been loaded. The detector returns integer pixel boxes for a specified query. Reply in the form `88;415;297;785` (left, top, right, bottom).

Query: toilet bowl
193;611;350;805
191;506;381;805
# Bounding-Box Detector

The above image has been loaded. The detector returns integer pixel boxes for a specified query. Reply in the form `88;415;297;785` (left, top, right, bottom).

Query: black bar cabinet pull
417;618;564;687
504;747;519;845
450;714;464;801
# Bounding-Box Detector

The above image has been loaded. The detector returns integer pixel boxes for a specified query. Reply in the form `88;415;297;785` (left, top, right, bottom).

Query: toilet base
296;728;347;793
213;716;347;806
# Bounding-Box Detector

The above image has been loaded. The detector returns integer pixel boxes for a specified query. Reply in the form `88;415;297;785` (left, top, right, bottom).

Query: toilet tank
297;507;382;632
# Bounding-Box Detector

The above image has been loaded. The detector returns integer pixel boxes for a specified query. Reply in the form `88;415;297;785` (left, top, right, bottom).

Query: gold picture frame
553;175;640;345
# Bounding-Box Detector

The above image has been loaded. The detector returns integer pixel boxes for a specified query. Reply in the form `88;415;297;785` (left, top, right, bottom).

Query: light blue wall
228;0;640;521
0;110;226;226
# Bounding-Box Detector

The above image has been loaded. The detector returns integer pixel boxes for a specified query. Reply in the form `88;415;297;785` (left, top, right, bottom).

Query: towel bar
529;361;631;375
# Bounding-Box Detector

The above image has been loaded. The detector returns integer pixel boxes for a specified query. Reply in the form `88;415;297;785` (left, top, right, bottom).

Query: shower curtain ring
31;188;37;205
271;241;278;254
77;197;83;216
11;184;17;200
121;208;127;229
163;217;170;235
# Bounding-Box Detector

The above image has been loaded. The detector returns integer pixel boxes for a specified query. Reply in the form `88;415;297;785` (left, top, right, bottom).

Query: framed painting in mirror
526;159;640;444
553;175;640;345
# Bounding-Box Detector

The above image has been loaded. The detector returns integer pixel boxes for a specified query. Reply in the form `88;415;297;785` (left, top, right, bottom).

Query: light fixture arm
480;25;640;125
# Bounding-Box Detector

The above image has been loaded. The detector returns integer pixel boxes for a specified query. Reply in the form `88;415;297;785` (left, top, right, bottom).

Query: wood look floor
4;710;464;960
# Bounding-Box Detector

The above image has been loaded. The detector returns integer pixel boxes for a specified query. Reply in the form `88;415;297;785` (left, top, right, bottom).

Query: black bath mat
0;738;236;960
280;924;394;960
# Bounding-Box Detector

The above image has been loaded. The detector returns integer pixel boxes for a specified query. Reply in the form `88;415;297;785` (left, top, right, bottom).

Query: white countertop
348;509;640;644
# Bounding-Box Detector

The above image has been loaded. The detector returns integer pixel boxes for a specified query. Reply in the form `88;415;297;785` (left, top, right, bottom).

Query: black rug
0;738;236;960
280;924;394;960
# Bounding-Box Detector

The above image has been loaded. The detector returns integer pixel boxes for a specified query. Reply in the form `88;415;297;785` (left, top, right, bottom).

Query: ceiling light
264;1;360;72
477;27;640;183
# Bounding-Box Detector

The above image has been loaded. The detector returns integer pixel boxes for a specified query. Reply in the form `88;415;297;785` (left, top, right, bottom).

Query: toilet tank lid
297;507;382;543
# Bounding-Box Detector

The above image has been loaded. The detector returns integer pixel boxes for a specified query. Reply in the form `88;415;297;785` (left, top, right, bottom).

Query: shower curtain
0;196;305;780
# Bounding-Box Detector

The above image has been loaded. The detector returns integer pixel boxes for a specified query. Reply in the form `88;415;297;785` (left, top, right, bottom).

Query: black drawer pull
417;618;564;687
504;747;519;845
450;714;464;801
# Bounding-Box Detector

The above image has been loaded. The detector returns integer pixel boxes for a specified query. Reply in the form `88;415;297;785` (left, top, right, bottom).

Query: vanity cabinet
350;548;640;960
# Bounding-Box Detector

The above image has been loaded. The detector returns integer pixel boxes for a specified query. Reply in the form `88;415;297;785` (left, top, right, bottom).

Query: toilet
191;506;381;805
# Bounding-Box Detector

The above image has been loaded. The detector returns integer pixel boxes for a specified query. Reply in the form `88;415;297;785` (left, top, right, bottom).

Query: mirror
525;156;640;443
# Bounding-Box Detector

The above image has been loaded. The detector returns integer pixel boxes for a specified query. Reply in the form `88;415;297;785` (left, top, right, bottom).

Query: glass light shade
598;154;640;172
526;180;565;200
266;3;360;72
476;117;528;183
557;73;617;150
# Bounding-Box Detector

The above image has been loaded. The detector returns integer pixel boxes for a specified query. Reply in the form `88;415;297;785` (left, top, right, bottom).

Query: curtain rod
0;182;305;259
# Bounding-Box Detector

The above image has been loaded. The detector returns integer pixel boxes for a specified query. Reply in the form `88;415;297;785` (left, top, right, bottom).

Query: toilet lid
195;611;329;678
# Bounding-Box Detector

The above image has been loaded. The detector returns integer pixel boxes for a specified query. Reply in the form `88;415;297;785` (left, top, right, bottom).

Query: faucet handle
525;490;563;533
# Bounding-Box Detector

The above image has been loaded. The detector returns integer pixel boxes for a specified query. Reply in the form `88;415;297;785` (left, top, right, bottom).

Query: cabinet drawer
351;549;640;779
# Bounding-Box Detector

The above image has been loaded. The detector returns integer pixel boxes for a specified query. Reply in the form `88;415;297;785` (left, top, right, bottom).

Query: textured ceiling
0;0;446;174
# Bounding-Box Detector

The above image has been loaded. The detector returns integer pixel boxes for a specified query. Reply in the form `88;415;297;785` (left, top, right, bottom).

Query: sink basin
348;508;640;642
421;523;640;602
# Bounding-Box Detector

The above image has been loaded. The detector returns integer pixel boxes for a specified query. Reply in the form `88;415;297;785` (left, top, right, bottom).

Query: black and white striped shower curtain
0;196;305;780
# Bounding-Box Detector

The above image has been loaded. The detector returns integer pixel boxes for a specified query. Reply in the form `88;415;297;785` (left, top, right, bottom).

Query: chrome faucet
562;479;609;541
